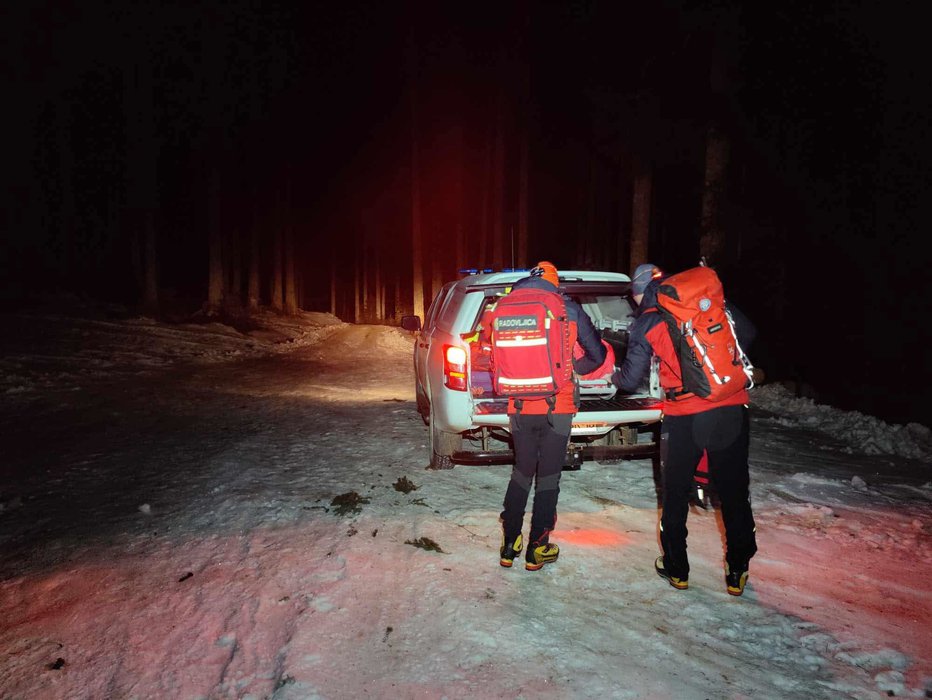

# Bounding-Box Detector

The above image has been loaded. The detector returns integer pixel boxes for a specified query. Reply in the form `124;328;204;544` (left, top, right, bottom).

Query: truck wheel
597;427;624;464
428;403;460;470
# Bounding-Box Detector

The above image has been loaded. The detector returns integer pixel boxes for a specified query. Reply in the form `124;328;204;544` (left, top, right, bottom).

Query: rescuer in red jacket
611;263;757;596
479;261;605;571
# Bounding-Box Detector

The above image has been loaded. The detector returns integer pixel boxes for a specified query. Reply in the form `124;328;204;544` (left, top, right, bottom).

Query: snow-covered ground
1;303;930;699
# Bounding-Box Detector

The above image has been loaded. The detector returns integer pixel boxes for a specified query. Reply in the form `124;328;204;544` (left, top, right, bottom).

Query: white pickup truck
401;269;663;469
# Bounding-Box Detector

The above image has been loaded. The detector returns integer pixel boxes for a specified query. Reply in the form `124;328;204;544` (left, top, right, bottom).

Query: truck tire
595;426;626;464
428;403;460;470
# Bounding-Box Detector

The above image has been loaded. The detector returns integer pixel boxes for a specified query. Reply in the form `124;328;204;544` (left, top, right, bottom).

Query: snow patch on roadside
752;384;932;462
0;306;348;397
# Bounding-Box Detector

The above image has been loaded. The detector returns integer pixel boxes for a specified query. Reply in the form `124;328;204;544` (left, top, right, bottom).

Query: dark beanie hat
632;263;660;296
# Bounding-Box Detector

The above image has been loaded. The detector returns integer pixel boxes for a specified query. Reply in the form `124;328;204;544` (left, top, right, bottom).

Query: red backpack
488;287;574;399
655;266;754;402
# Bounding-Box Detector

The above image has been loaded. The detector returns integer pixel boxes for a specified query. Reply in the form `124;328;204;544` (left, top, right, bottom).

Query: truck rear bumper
471;396;662;438
451;440;658;467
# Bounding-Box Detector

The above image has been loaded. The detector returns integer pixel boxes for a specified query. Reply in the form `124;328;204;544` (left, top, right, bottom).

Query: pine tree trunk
282;173;298;315
143;220;158;314
124;55;160;314
283;225;297;315
431;248;442;304
362;236;370;322
247;207;260;311
375;261;383;322
206;164;224;314
478;134;491;268
518;130;529;269
454;124;466;272
130;226;143;297
517;4;530;269
408;26;425;320
583;149;597;268
491;86;506;270
699;123;729;267
202;14;227;316
245;27;263;314
330;255;337;317
354;246;362;323
615;172;629;273
229;226;242;309
296;265;304;312
270;211;284;313
630;169;652;273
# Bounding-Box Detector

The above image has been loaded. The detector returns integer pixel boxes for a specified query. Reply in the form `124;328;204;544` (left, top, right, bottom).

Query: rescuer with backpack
479;261;606;570
611;262;758;595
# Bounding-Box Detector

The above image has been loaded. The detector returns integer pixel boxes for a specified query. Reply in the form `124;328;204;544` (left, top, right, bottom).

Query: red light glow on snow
555;528;631;548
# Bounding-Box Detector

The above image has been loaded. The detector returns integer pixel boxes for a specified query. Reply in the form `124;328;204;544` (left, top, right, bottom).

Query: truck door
414;282;456;399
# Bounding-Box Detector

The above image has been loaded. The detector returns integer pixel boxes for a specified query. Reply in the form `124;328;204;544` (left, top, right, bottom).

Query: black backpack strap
665;388;693;401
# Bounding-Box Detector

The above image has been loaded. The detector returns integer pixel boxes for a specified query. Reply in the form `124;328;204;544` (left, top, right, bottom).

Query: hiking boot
655;556;688;590
500;534;523;568
525;542;559;571
725;564;749;596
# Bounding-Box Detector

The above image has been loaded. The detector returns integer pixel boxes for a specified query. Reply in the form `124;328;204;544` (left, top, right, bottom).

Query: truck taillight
443;344;468;391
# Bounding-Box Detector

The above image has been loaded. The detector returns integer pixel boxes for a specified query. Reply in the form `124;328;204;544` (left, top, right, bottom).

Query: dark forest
2;1;930;425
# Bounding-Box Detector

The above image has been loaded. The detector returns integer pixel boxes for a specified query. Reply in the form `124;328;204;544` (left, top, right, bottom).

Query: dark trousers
659;405;757;579
501;413;572;546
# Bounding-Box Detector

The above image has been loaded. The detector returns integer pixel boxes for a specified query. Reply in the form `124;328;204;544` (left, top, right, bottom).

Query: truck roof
459;269;632;288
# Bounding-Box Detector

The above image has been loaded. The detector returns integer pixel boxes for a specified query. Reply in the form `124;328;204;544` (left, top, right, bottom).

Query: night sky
2;1;930;426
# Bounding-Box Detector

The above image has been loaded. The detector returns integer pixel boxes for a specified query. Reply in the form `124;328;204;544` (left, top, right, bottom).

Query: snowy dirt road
1;318;931;699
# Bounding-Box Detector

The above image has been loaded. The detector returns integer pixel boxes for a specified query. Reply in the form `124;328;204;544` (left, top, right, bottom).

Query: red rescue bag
488;288;573;399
